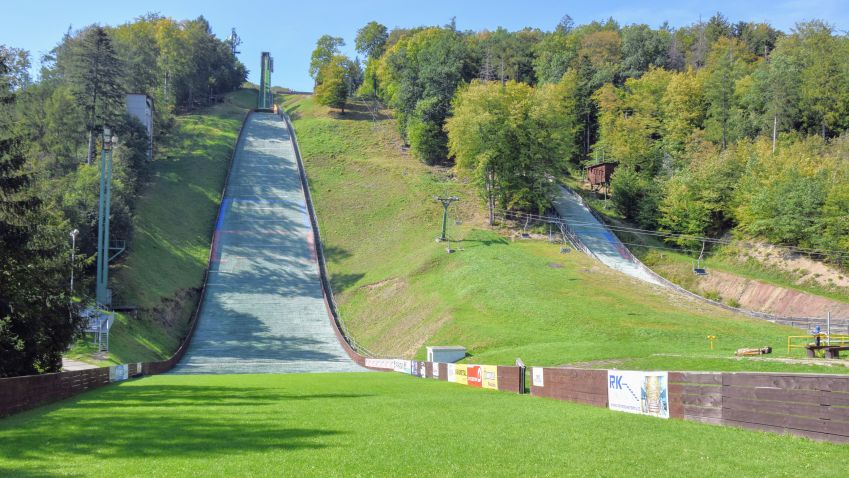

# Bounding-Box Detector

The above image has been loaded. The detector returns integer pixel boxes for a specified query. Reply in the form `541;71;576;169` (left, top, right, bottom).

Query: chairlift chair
693;241;708;275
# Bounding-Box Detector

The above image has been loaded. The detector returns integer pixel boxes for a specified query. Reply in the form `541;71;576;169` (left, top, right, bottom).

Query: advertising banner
393;359;412;375
414;361;426;378
365;358;395;370
482;365;498;390
532;367;544;387
447;363;456;382
467;365;483;388
607;370;669;419
410;360;420;376
432;363;440;379
454;364;468;385
109;364;128;382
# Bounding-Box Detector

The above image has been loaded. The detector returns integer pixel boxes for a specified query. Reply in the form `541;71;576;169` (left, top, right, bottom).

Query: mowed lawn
1;373;847;477
285;94;848;374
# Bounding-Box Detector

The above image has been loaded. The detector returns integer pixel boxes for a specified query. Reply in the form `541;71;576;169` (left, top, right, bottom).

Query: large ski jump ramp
172;112;365;374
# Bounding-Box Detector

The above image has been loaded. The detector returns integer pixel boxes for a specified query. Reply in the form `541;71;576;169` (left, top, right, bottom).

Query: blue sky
2;0;847;91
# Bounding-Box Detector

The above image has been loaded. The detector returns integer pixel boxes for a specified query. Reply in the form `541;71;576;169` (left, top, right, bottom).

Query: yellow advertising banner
482;365;498;390
454;364;468;385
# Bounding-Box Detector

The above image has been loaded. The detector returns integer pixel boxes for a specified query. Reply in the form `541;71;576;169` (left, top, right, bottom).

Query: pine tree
0;55;83;377
67;26;124;164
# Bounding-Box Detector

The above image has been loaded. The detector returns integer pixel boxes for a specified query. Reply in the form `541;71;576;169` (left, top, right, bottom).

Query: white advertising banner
432;363;440;379
393;359;412;375
365;358;395;370
532;367;544;387
109;364;128;382
446;363;456;383
607;370;669;419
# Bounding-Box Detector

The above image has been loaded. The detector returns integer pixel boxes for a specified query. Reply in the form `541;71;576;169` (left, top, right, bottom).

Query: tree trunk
772;114;777;154
86;129;93;165
487;170;494;226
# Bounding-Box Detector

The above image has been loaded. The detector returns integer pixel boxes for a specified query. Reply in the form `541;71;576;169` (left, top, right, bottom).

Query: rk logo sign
609;375;623;389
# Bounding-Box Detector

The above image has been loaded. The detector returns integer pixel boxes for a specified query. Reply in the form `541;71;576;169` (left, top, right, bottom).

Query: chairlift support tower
435;196;460;242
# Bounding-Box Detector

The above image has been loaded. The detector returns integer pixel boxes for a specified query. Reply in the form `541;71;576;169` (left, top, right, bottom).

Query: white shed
125;94;153;160
426;346;466;363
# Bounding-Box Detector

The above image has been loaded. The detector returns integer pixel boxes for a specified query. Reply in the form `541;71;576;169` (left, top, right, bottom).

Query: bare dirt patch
742;243;849;290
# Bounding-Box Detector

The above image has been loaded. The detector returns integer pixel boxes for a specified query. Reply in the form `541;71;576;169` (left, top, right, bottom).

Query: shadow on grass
458;237;509;247
330;272;366;292
0;384;364;464
284;103;301;121
0;467;81;478
331;100;390;122
323;245;352;263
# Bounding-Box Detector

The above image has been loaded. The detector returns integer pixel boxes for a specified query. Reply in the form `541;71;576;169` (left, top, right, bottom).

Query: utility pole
435;196;459;242
70;229;79;293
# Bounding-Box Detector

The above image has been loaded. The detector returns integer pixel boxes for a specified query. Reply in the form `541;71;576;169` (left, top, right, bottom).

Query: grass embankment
285;95;846;373
66;90;254;365
2;373;847;476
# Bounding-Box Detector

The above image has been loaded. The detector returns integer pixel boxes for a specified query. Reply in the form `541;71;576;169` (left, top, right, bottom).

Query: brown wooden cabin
586;162;617;187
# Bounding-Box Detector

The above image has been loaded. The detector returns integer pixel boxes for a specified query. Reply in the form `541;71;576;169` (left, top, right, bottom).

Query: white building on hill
126;93;153;160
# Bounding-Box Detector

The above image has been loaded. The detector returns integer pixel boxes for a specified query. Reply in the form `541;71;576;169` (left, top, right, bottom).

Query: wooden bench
806;345;849;359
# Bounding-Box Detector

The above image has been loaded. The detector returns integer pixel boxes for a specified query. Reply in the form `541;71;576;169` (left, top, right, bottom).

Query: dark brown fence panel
719;373;849;443
0;368;110;418
669;372;723;424
437;363;448;381
497;366;523;393
531;368;607;407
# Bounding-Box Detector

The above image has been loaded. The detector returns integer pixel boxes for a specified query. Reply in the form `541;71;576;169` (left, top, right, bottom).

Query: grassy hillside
286;94;847;373
2;373;846;476
67;90;254;365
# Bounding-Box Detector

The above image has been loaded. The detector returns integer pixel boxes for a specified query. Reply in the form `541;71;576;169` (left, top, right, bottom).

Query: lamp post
69;229;79;293
95;127;118;307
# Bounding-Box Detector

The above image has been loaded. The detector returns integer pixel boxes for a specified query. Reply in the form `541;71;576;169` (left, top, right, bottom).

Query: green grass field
1;373;847;477
66;90;254;365
284;94;847;373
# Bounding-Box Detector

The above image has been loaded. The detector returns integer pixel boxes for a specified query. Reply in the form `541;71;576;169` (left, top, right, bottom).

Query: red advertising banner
467;365;483;388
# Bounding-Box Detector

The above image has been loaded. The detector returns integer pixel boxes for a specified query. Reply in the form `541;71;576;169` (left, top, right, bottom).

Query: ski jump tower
258;52;274;109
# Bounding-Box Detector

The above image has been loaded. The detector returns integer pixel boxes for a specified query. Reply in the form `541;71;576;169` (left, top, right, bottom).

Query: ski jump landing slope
172;112;365;374
553;185;662;286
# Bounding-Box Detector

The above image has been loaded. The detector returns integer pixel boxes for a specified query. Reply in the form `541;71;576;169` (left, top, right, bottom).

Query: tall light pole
96;127;117;307
69;229;79;293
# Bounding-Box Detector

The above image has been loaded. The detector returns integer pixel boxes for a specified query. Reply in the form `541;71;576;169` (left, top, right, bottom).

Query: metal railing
788;334;849;353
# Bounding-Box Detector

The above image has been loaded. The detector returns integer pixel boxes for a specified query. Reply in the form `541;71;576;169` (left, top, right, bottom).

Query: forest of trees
329;14;849;263
0;14;246;376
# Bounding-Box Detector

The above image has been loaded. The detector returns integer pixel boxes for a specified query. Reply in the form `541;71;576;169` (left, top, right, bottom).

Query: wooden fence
530;367;849;444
